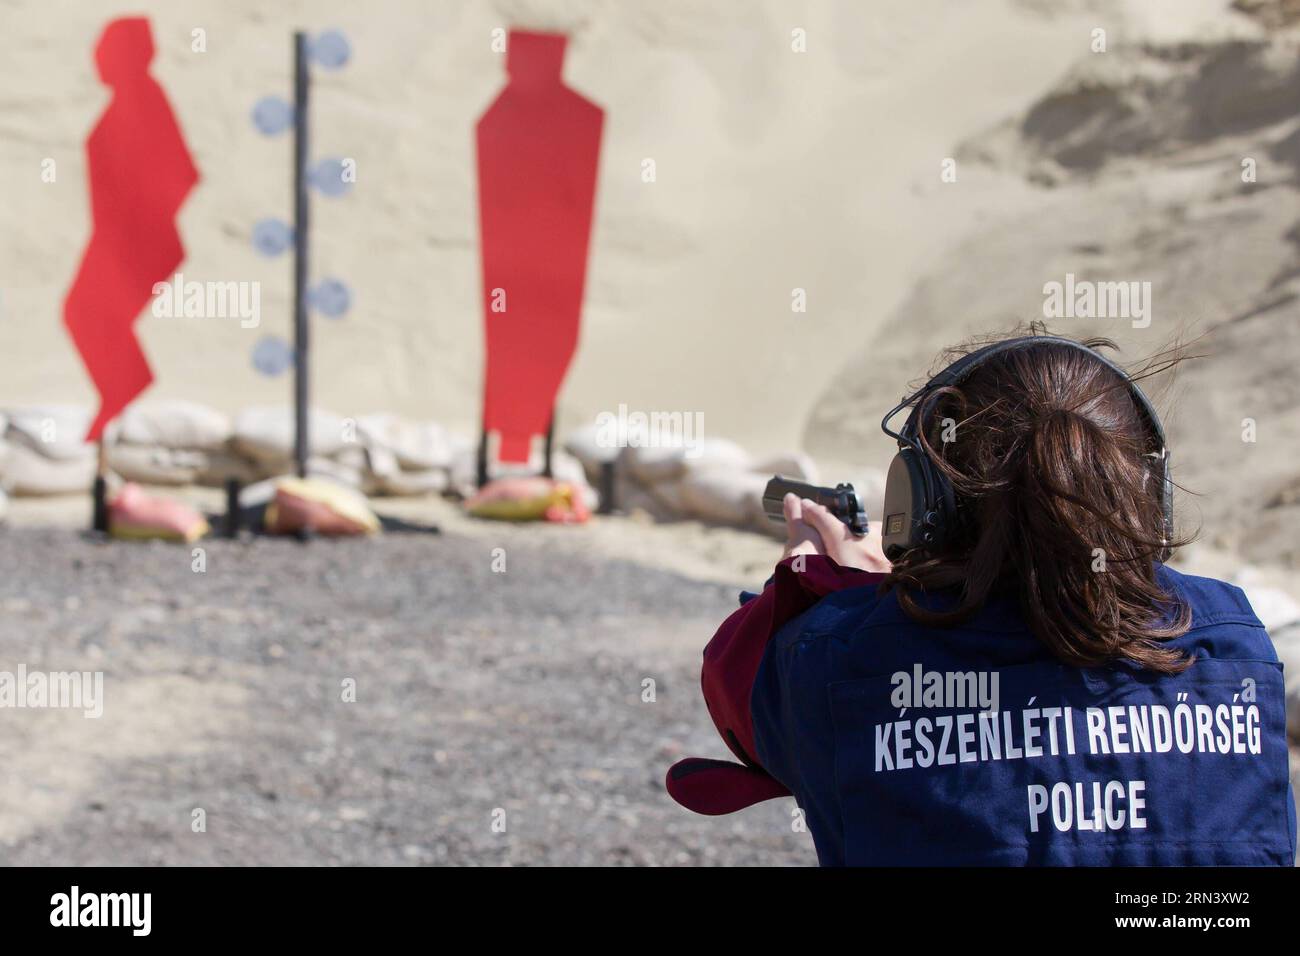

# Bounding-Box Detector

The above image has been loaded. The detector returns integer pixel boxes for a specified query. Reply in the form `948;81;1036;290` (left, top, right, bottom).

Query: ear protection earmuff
879;335;1174;562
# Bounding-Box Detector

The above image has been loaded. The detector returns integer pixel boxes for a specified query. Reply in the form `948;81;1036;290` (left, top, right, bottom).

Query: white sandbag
116;400;231;451
234;442;371;490
689;438;753;474
562;423;619;483
106;443;209;486
356;414;453;471
0;440;96;496
614;478;679;522
335;444;369;470
446;445;479;498
232;405;348;464
620;445;686;484
363;443;400;481
376;467;450;497
339;445;381;495
556;453;601;513
195;449;264;487
643;476;690;519
4;405;96;461
620;437;752;486
752;452;820;484
309;453;365;491
238;477;278;509
253;456;366;492
678;468;767;527
550;450;592;490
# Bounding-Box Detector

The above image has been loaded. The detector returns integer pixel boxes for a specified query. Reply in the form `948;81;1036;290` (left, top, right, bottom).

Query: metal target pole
250;29;350;495
292;30;310;480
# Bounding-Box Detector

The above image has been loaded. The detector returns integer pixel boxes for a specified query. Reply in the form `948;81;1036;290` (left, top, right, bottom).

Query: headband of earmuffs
879;336;1173;561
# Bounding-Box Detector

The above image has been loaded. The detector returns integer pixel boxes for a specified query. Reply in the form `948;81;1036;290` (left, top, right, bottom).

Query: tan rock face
1232;0;1300;30
805;30;1300;568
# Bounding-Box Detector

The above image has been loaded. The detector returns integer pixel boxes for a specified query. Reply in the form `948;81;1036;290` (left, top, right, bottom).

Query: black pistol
762;475;869;537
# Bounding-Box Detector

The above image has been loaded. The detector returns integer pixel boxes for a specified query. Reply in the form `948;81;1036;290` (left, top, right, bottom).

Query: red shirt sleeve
701;555;887;768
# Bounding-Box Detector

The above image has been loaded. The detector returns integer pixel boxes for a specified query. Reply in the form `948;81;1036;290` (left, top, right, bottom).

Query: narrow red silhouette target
64;17;199;441
476;30;604;465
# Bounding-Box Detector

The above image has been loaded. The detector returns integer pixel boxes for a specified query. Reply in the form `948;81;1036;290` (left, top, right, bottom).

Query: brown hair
883;329;1195;674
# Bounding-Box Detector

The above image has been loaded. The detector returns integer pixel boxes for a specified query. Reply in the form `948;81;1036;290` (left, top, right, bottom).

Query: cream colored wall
0;0;1094;453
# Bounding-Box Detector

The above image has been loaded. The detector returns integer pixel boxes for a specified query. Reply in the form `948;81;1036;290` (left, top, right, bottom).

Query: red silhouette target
475;30;604;465
64;17;199;441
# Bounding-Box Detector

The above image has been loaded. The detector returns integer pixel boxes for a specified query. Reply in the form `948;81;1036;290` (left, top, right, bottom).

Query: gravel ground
0;525;813;866
3;520;1294;867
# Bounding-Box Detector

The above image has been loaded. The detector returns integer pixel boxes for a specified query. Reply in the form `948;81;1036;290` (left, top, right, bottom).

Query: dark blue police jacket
751;565;1297;866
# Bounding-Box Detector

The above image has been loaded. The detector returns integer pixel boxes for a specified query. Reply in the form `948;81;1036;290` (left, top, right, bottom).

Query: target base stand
223;478;242;538
91;474;109;533
90;439;109;533
475;415;555;488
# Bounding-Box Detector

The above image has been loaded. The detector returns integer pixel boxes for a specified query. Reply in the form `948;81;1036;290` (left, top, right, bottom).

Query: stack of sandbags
106;400;253;487
232;405;480;496
354;413;457;496
561;424;620;484
563;423;887;538
232;405;372;491
579;429;763;527
621;438;765;529
0;400;611;506
560;424;790;535
0;405;97;496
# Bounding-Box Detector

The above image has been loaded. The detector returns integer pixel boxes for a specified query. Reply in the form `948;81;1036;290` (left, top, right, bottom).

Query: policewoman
666;333;1296;866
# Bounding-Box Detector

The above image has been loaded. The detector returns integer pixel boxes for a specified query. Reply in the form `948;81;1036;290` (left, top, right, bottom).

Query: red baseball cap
665;757;791;815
